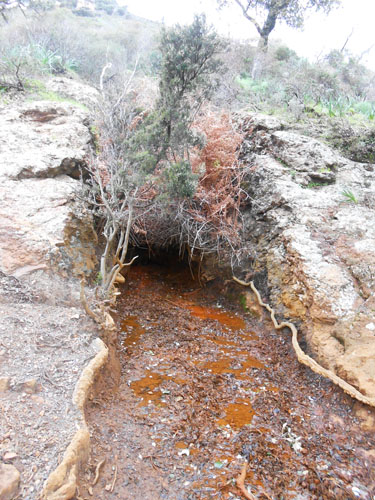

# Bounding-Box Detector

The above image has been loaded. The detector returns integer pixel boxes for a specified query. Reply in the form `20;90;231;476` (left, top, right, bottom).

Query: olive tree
219;0;340;78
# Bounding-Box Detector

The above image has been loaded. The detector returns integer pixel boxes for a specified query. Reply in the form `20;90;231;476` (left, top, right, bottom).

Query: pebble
3;452;18;461
0;377;10;392
0;463;20;500
22;379;38;394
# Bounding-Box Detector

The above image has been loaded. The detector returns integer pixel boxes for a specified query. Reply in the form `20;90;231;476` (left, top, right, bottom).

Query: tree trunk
251;35;268;80
251;7;278;80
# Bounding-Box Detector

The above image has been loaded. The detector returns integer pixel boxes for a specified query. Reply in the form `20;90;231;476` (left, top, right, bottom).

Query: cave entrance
126;243;203;284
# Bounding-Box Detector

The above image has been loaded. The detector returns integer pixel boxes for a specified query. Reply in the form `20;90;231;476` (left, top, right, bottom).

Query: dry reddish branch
190;110;245;238
236;462;257;500
133;109;248;260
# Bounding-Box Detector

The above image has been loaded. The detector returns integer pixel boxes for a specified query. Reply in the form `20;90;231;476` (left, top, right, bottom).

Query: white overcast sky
123;0;375;70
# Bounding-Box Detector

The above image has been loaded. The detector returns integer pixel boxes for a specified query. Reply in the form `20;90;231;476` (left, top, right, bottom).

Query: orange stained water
121;315;146;347
175;441;189;449
130;370;186;407
200;356;264;376
175;441;199;455
185;303;246;331
129;266;155;288
217;400;255;429
205;336;244;348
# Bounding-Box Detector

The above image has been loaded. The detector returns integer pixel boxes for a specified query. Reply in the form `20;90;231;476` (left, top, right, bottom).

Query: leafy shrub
275;45;297;62
162;160;198;199
73;7;95;16
0;7;159;84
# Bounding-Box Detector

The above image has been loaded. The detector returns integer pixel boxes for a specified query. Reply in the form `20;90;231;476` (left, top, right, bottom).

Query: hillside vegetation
1;4;375;127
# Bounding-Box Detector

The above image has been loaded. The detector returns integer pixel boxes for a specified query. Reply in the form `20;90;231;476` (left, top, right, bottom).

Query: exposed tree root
80;279;101;324
233;277;375;408
236;462;257;500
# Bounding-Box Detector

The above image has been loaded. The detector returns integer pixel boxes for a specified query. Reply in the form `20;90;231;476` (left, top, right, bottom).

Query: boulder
0;101;92;180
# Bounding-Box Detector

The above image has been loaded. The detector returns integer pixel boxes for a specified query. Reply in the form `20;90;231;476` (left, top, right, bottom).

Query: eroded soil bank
79;262;375;499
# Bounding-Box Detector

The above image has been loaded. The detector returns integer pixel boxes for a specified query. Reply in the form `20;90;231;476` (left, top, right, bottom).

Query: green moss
89;125;100;154
26;86;88;110
239;294;248;312
305;181;331;189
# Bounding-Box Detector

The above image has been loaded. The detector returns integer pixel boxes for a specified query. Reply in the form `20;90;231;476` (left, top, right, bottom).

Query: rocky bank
239;113;375;400
0;78;102;500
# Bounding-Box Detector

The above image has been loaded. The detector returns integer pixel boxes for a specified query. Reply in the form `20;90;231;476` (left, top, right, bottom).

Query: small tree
0;0;54;21
157;15;224;156
130;15;225;173
219;0;340;79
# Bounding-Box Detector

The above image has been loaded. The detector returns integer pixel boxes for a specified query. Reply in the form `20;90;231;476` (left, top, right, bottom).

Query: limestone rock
241;112;286;132
240;113;375;397
2;452;18;462
271;130;346;180
0;463;20;500
0;81;97;279
45;77;99;109
22;379;38;394
0;101;91;180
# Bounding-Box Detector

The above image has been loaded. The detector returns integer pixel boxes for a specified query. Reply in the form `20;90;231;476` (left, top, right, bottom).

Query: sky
123;0;375;70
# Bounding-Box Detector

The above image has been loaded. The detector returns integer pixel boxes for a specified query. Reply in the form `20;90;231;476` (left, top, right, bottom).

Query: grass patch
26;81;88;110
341;189;358;204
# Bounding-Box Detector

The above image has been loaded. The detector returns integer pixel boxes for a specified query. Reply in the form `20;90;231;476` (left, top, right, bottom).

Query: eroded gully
79;263;375;500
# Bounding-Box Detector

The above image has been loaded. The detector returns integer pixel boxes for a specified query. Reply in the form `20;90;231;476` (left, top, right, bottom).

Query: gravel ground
0;271;98;499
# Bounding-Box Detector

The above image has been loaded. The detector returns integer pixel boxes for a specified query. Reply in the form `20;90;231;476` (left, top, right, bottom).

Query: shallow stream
79;263;375;499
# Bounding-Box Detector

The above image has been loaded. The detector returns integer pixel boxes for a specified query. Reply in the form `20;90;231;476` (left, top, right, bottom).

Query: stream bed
79;263;375;499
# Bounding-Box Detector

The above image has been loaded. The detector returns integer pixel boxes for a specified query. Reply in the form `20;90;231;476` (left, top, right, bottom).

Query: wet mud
79;263;375;499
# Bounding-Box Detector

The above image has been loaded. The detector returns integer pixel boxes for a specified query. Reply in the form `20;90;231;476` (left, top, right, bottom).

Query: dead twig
42;369;64;388
165;298;185;309
236;462;257;500
92;458;106;486
27;465;37;483
110;464;117;492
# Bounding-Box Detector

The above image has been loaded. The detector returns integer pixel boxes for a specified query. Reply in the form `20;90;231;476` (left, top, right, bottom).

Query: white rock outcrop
240;114;375;398
0;79;101;500
0;92;97;278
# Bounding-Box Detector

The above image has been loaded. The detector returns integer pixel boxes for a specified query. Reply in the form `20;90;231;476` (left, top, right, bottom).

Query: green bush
162;160;198;199
73;7;95;16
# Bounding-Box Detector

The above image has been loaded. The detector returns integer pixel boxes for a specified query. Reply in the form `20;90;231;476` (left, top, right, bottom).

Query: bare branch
234;0;262;34
99;62;112;93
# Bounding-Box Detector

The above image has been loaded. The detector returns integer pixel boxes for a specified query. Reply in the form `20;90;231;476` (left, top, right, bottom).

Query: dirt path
79;263;375;499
